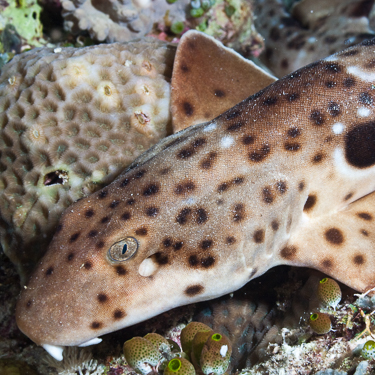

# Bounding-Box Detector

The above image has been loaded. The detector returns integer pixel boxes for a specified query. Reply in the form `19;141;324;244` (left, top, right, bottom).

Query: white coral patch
357;107;371;117
220;345;228;357
347;66;375;82
220;136;234;148
332;122;344;135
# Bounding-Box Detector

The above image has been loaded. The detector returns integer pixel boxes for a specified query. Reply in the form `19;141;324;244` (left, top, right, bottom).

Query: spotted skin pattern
16;39;375;352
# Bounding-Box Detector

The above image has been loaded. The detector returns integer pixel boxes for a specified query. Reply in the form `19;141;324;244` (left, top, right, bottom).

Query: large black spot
143;184;159;196
345;122;375;168
325;228;344;244
185;285;204;296
359;92;373;105
183;102;193;116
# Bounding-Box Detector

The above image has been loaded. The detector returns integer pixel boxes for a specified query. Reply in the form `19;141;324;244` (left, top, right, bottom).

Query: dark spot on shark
201;239;213;250
287;127;300;138
175;181;195;195
121;212;131;221
113;309;125;320
324;36;337;44
218;182;229;192
215;89;225;97
163;238;172;247
340;49;358;57
263;96;277;106
242;135;255;145
271;220;279;231
84;261;92;270
253;229;265;243
226;110;241;120
361;229;369;236
304;194;316;211
69;232;80;242
45;266;53;276
96;241;105;249
344;192;354;201
56;223;63;233
26;300;32;309
226;236;236;244
154;252;169;265
263;187;274;204
200;151;217;169
325;228;344;244
143;184;159;196
196;208;208;224
146;207;159;217
249;144;271;162
176;208;191;225
189;255;199;267
97;293;108;303
67;253;74;261
159;167;171;175
85;209;94;218
183;102;193;117
354;254;365;265
345;122;375;168
357;212;372;220
101;216;109;223
276;181;287;194
286;93;300;101
227;121;244;132
325;63;342;73
322;259;333;269
233;203;245;222
285;142;301;151
326;81;336;88
310;110;325;125
115;265;127;275
185;285;204;296
359;92;373;105
280;246;297;259
181;64;188;72
90;321;102;329
343;77;355;87
135;227;148;236
126;198;135;205
249;268;258;278
88;230;98;238
120;178;130;187
98;190;108;199
313;153;324;163
202;256;215;268
174;242;183;250
328;102;341;116
109;200;120;209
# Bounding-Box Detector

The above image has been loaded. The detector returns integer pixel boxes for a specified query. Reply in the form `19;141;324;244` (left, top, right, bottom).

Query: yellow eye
108;237;138;262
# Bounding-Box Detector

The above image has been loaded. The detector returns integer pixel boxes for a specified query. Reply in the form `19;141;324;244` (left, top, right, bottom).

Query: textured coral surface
0;39;175;279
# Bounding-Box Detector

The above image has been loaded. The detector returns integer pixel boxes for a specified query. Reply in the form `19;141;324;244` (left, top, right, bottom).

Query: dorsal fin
171;30;276;132
281;191;375;293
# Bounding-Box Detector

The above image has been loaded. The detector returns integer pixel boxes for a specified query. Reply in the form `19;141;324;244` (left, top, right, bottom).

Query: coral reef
61;0;190;42
254;0;375;76
0;39;175;280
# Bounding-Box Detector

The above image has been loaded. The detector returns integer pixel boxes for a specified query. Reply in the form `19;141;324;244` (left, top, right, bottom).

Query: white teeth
78;337;102;347
42;344;64;361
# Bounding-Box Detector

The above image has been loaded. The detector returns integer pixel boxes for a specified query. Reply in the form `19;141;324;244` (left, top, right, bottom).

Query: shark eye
108;237;138;262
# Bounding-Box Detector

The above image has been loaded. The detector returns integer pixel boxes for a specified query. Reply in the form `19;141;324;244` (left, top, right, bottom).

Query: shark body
16;37;375;359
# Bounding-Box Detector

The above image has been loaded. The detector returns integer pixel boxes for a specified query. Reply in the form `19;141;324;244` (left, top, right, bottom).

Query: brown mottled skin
16;38;375;350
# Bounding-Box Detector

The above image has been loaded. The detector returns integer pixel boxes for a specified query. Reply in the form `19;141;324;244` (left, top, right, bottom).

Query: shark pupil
122;244;127;255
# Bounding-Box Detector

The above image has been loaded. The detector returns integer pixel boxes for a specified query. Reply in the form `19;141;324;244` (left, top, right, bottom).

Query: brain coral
0;39;175;280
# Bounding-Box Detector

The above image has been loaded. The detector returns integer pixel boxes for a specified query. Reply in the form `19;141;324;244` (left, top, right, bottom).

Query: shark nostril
108;237;138;262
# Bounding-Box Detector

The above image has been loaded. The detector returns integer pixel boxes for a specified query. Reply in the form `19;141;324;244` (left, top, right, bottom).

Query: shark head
16;35;375;359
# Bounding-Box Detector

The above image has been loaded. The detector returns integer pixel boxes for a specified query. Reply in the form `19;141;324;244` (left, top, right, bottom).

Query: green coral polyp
169;359;182;372
211;333;222;341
